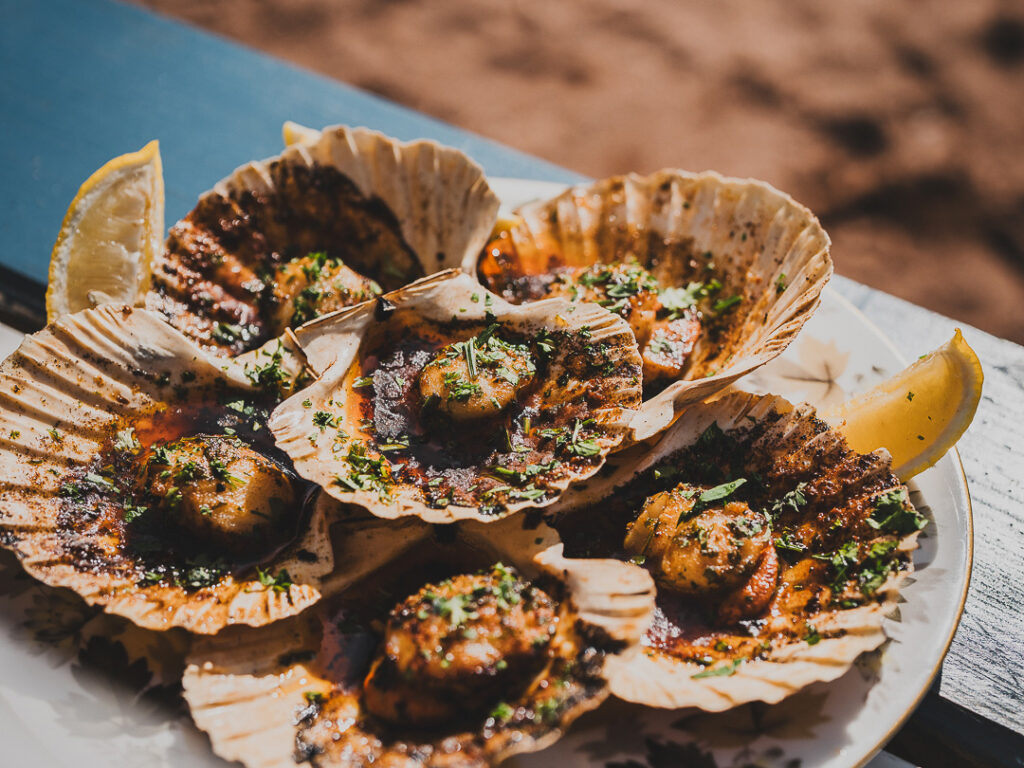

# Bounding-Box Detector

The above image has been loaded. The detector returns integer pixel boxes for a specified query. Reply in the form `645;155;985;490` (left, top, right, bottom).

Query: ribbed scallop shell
271;271;644;523
474;171;832;441
0;306;332;633
551;391;917;710
183;509;656;768
146;124;500;354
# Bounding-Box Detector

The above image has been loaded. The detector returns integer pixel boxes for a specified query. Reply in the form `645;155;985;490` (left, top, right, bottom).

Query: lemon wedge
282;121;321;147
45;141;164;321
822;330;983;480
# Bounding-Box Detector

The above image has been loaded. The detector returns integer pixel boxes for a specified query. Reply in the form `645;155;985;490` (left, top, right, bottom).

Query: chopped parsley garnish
534;329;556;357
443;372;482;401
688;478;746;514
858;540;900;594
353;376;374;389
813;540;860;589
297;251;340;283
292;285;325;325
540;418;601;458
212;322;247;346
433;594;477;626
489;702;514;722
207;455;240;486
149;445;172;465
574;263;658;315
491;459;560;486
768;482;808;521
58;481;83;500
730;515;764;537
122;501;148;523
83;472;115;492
691;657;746;678
775;273;788;293
177;561;224;590
712;294;742;314
173;461;201;482
461;338;478;380
244;342;291;394
648;334;676;354
335;442;393;499
804;623;822;645
256;568;294;592
534;697;560;723
774;529;808;559
312;411;340;431
867;488;926;534
378;435;410;452
814;536;901;597
660;278;723;318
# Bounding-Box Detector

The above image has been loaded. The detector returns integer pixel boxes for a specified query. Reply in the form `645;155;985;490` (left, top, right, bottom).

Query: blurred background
136;0;1024;343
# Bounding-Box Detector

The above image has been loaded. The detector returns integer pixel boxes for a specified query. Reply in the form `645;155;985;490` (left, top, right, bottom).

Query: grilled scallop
270;271;644;523
145;125;499;354
0;306;332;633
417;334;536;421
183;511;656;768
624;484;772;597
362;564;558;725
551;391;925;711
268;252;381;333
474;171;833;440
136;434;297;556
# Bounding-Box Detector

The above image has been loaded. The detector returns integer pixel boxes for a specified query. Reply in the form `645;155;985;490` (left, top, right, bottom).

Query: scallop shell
474;171;832;441
271;270;644;523
183;508;656;768
0;305;333;633
146;124;500;354
551;391;919;710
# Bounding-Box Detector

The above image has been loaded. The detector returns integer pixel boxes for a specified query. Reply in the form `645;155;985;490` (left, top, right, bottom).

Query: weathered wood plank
833;275;1024;736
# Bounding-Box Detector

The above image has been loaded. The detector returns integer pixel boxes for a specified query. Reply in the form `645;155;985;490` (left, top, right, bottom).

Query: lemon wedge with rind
45;140;164;321
823;329;983;480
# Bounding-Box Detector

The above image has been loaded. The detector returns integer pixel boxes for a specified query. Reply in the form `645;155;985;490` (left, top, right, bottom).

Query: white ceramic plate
0;178;970;768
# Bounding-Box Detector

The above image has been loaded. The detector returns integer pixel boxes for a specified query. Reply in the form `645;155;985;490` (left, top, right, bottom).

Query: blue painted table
2;1;1022;766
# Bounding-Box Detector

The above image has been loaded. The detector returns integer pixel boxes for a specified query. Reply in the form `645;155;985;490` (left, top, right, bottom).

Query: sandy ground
137;0;1024;343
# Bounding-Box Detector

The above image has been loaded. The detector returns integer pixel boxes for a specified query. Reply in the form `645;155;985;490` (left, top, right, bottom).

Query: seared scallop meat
418;330;536;421
363;563;557;726
642;314;701;382
270;252;380;333
624;482;771;596
545;262;660;347
137;435;296;555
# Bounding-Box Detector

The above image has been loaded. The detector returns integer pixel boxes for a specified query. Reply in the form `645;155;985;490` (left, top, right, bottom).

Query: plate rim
824;288;975;768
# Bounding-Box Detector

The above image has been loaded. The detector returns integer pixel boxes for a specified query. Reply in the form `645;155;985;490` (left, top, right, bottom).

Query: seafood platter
0;125;981;768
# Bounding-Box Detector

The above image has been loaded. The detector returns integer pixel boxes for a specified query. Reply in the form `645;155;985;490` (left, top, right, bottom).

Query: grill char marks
147;161;423;354
557;402;910;664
